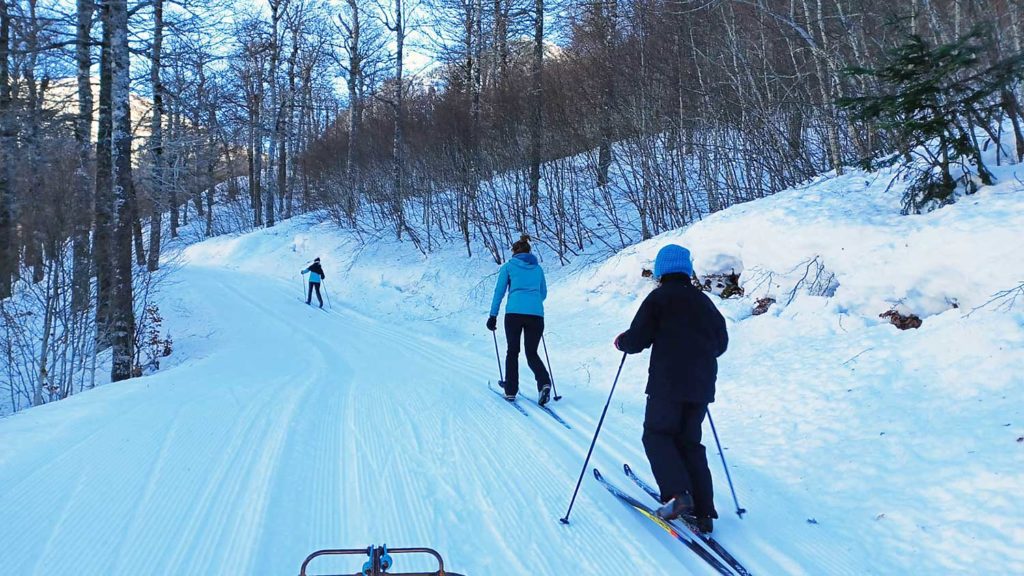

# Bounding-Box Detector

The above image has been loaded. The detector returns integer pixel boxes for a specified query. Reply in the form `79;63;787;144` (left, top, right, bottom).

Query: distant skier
614;244;728;533
487;235;553;405
301;257;326;308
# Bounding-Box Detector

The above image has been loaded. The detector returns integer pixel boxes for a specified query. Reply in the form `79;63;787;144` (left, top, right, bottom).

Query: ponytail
512;234;532;254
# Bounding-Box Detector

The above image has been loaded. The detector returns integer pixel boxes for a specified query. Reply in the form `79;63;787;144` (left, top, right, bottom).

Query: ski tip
624;463;632;474
592;468;602;480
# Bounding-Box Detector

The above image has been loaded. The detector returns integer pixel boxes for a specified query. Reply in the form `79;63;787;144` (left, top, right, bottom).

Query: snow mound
563;167;1024;324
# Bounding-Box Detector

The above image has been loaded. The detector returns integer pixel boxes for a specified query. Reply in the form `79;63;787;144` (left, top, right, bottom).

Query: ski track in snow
1;263;866;575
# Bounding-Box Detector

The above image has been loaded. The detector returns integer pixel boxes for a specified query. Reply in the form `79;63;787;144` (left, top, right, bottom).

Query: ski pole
541;335;562;401
322;280;332;310
301;261;314;302
491;330;505;385
707;408;746;518
560;351;627;525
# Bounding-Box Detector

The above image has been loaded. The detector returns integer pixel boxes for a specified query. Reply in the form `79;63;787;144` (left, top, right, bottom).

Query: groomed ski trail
0;256;863;574
0;267;684;574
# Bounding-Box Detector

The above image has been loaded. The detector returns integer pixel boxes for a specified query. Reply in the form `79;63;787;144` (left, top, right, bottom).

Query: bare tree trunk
342;0;363;222
169;102;179;237
280;25;298;221
221;129;238;202
34;260;57;406
21;0;47;287
147;0;164;272
72;0;94;309
266;0;287;228
0;0;11;299
206;109;215;236
809;0;843;175
110;0;136;381
464;0;482;254
528;0;543;206
596;0;617;188
252;107;264;226
94;0;114;345
132;201;145;266
247;117;256;224
391;0;407;238
200;61;216;236
493;0;508;86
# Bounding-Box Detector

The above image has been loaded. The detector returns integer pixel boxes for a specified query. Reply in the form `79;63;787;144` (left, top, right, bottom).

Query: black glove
614;332;625;351
486;316;498;331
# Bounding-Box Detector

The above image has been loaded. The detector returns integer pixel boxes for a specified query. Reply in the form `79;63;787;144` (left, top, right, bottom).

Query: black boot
500;381;516;401
689;515;714;534
685;508;717;533
538;384;551;406
655;492;695;521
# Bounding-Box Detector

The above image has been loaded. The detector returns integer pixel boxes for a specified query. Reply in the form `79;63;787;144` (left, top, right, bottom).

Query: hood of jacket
511;253;538;267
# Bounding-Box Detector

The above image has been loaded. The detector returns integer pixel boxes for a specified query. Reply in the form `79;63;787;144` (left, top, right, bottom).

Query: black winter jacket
306;262;326;279
617;275;728;403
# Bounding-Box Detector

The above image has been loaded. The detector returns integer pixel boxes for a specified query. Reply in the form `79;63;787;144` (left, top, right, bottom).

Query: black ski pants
306;282;323;307
503;313;551;396
642;398;716;518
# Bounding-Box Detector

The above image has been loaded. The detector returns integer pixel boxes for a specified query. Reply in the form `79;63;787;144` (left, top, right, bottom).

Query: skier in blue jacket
487;235;552;405
301;258;326;308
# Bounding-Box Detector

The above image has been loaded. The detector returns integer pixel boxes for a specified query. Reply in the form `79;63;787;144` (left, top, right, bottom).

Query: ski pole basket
298;544;465;576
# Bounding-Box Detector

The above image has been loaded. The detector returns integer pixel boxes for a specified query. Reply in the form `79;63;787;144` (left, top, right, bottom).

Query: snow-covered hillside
1;163;1022;575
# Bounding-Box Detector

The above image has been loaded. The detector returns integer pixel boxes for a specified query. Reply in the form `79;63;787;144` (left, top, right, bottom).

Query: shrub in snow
973;282;1024;313
785;256;839;305
699;270;744;299
880;309;923;330
752;297;776;316
138;304;173;374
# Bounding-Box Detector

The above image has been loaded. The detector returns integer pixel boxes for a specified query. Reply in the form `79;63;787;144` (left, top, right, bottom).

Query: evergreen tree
841;26;1024;214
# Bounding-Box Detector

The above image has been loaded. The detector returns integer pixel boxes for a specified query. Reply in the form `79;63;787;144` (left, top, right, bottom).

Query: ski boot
655;492;695;521
683;514;714;534
538;384;552;406
499;381;516;402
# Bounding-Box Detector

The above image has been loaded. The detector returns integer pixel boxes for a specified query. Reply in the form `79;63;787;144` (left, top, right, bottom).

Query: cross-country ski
625;463;751;576
593;468;733;575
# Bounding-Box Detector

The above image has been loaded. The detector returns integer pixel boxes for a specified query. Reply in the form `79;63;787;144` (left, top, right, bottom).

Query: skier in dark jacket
614;244;728;533
487;235;553;405
301;258;326;308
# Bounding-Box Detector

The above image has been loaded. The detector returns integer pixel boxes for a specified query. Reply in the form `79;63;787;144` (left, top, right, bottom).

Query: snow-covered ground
1;162;1022;575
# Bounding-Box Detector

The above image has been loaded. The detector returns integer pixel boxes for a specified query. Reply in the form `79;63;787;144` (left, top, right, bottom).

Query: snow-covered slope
1;164;1022;575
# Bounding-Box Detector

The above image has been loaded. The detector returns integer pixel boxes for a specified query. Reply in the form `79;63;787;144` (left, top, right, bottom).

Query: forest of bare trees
1;0;1023;413
303;0;1024;259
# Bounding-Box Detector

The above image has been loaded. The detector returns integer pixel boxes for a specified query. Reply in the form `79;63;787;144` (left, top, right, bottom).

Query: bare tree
109;0;136;382
0;0;11;298
527;0;542;207
71;0;94;309
147;0;166;272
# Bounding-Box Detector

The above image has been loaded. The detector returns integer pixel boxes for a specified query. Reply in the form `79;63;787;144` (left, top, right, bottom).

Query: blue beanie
653;244;693;279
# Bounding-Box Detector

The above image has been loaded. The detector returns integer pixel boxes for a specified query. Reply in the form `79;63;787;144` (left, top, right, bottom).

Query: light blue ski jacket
490;253;547;317
302;267;323;283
